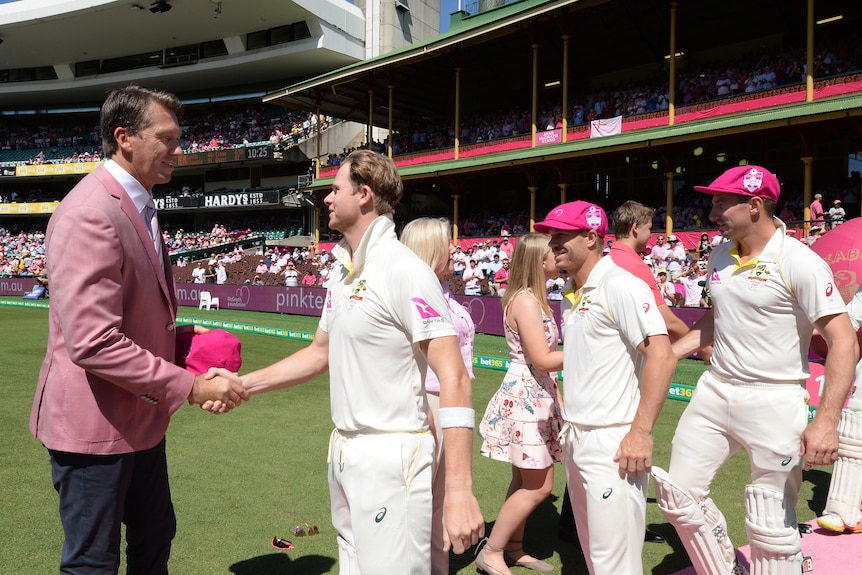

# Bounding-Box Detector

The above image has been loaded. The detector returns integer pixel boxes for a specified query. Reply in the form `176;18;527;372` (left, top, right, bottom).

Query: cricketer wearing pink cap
536;201;677;575
653;165;858;575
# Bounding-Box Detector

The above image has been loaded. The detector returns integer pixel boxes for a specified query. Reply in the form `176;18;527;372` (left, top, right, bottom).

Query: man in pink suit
30;85;248;575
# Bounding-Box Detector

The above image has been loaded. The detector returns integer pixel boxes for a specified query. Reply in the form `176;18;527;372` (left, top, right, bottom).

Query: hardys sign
203;190;280;208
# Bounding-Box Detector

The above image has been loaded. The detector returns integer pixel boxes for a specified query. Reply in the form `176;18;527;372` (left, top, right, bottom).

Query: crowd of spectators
165;223;255;255
1;27;858;170
0;101;334;167
2;187;858;306
0;227;46;277
321;25;861;162
180;103;333;154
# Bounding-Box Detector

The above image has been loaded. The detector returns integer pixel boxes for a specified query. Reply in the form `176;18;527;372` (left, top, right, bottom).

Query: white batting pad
822;409;862;527
653;466;738;575
744;484;802;575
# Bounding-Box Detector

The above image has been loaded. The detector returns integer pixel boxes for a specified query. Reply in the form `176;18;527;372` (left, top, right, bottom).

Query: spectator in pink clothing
499;236;514;260
810;193;825;225
400;217;476;575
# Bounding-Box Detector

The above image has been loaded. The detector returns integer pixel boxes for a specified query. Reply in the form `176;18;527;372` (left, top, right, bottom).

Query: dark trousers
559;485;576;532
49;438;176;575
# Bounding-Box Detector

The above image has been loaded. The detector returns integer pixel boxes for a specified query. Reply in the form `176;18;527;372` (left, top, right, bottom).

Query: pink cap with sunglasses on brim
534;200;608;238
693;165;780;202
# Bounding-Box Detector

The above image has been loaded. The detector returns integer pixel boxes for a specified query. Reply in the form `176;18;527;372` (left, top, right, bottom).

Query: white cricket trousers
328;428;434;575
425;392;448;575
561;422;648;575
667;370;808;504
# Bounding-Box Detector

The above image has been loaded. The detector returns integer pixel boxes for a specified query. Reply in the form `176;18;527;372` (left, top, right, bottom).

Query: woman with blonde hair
476;232;564;575
400;217;476;575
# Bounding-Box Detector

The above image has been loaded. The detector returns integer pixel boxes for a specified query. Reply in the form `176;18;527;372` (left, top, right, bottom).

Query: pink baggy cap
534;200;607;237
694;165;780;202
176;329;242;374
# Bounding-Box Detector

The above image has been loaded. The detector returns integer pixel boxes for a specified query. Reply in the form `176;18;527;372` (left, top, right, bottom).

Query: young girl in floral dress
477;233;564;575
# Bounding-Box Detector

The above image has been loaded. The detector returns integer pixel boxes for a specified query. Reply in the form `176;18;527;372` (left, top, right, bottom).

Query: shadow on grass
230;553;335;575
448;493;590;575
803;468;831;517
648;520;693;575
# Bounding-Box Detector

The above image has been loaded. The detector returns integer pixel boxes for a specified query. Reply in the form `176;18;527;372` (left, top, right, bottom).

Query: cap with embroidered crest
534;200;608;237
694;165;780;202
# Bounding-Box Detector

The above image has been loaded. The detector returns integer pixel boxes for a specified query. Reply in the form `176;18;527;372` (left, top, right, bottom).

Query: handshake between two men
179;326;249;414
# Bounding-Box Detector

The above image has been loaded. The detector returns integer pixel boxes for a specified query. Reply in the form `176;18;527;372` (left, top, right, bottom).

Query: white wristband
438;407;475;429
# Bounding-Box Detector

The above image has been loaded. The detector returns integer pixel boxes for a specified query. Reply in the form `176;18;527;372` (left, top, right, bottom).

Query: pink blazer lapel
94;168;175;313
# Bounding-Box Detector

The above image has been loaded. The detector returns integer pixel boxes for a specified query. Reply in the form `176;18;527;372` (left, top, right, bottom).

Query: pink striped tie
143;202;163;259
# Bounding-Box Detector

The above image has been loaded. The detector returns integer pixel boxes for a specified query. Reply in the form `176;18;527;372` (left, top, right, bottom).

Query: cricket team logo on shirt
350;279;367;301
577;294;592;317
747;263;769;287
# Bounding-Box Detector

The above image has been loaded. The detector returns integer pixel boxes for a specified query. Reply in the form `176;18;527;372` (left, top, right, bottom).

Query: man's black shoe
644;529;665;544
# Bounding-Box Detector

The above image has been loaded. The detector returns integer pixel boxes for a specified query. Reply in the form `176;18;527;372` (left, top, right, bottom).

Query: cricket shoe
816;512;862;533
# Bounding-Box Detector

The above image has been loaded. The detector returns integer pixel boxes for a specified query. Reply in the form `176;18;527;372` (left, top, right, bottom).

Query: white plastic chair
198;290;219;310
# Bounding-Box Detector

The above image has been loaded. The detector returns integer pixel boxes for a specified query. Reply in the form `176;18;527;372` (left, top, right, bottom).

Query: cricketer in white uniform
535;201;677;575
816;284;862;533
240;150;484;574
654;165;858;575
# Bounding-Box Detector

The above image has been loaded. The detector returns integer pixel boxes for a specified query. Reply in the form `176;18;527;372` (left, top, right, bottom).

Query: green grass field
0;302;833;574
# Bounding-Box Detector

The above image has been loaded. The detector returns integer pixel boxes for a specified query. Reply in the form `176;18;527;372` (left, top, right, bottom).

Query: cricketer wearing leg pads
817;405;862;532
744;484;802;575
653;466;740;575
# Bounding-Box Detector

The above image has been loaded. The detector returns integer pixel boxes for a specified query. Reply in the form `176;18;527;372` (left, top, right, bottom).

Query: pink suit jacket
30;165;196;455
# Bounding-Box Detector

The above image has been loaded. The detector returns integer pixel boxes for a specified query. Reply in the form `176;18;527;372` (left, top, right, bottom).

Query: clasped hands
179;324;248;414
188;368;249;414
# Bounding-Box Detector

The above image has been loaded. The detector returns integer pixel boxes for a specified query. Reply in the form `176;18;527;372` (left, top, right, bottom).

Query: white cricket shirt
707;218;845;384
321;216;456;432
561;256;668;426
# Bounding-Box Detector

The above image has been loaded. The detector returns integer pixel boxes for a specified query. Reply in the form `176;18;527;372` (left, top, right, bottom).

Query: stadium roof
0;0;366;109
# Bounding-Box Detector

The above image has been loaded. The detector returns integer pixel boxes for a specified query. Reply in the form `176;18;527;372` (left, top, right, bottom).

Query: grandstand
0;0;442;242
1;0;861;279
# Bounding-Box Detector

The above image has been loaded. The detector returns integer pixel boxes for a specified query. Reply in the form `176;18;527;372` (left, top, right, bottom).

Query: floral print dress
479;290;563;468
